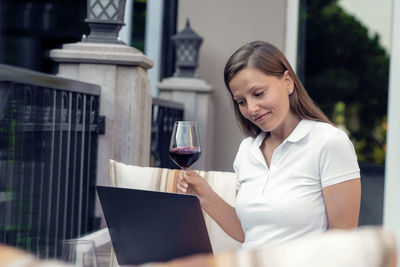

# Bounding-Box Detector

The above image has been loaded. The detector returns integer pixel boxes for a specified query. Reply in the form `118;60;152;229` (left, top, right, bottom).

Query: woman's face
229;68;294;133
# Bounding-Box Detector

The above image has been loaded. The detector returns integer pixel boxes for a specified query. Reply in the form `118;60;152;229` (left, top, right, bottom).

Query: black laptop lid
96;186;213;265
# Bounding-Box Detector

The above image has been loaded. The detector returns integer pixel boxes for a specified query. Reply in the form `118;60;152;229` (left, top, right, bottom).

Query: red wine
169;147;201;169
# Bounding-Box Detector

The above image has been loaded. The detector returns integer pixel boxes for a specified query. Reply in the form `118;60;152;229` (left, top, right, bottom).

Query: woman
177;41;361;249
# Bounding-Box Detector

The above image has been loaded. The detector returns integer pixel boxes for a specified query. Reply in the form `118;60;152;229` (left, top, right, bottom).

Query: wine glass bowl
169;121;201;169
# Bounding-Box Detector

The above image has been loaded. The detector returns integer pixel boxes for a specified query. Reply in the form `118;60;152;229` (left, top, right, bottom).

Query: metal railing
0;64;101;258
150;97;184;169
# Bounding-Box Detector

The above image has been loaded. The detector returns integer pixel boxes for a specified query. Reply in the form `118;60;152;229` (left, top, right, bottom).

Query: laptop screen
96;186;213;265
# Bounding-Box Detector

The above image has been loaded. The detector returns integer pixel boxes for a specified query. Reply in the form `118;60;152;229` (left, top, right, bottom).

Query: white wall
119;0;133;45
145;0;164;96
384;0;400;260
178;0;287;171
285;0;300;71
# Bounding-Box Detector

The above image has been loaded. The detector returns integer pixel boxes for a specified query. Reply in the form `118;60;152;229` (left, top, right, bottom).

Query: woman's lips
254;112;269;122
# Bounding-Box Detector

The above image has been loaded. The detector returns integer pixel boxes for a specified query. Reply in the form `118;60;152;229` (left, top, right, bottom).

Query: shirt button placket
263;159;274;194
263;147;281;193
261;170;270;194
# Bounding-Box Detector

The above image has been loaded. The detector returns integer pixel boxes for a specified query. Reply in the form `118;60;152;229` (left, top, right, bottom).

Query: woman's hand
176;170;214;206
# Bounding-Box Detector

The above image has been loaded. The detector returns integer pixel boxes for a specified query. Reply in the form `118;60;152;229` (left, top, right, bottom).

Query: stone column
158;77;213;171
50;42;153;222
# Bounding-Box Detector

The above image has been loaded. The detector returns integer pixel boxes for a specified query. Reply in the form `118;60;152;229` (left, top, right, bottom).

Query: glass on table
61;239;98;267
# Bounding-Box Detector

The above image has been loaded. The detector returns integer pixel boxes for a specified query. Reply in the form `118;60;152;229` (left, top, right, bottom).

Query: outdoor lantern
83;0;127;44
171;19;203;78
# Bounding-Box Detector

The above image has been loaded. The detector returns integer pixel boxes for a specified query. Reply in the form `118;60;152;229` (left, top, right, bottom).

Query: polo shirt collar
252;119;315;146
252;131;266;147
286;119;315;143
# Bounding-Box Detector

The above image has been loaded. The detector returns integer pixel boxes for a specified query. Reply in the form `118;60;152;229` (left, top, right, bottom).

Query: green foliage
301;0;389;164
131;0;147;52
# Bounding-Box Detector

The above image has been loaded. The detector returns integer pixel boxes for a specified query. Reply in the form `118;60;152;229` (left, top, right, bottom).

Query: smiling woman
177;40;361;249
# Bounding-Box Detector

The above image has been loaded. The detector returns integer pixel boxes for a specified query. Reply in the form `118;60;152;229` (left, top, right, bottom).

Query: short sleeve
233;138;249;190
319;130;360;188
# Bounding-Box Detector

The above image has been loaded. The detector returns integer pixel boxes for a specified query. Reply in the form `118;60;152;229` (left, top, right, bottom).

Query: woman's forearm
177;170;244;242
201;191;244;243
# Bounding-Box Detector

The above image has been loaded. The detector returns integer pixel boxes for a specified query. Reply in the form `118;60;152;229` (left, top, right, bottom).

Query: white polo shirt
234;119;360;249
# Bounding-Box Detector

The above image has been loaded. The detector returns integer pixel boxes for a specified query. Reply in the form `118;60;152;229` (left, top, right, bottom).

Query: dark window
0;0;88;74
131;0;147;52
160;0;178;79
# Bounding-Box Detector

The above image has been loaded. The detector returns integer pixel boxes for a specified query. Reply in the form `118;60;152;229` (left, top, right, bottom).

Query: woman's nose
247;99;259;114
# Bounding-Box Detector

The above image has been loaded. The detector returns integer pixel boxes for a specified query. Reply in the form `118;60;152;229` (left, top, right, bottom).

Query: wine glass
169;121;201;169
61;239;98;267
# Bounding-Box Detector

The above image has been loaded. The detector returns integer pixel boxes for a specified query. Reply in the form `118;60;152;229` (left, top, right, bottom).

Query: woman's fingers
185;170;197;176
177;170;205;195
176;182;187;193
177;172;189;193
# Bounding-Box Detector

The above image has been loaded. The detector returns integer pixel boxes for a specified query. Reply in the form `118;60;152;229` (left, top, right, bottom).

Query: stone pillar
158;77;213;171
50;42;153;223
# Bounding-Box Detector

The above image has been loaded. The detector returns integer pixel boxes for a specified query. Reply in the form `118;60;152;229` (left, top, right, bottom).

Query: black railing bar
27;139;36;252
20;87;35;251
152;97;184;110
3;89;12;243
16;112;27;249
69;95;79;239
32;93;44;257
61;92;73;243
53;92;66;256
9;89;20;246
13;165;20;247
45;90;57;258
36;145;45;258
160;108;169;168
77;95;87;236
0;64;100;96
83;97;94;234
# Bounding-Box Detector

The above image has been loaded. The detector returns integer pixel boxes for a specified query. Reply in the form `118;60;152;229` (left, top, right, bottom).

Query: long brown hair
224;41;331;137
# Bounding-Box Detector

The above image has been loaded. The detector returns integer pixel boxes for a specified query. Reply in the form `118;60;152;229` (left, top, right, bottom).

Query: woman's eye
254;91;264;97
236;100;245;106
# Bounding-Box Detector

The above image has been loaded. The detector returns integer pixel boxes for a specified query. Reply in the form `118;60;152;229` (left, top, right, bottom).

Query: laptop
96;186;213;265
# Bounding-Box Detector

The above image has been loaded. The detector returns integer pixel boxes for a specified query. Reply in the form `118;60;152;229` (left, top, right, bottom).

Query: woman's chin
256;122;274;133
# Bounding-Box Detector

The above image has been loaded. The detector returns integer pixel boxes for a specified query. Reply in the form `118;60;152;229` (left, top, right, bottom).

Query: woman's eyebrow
248;85;264;92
